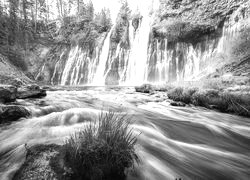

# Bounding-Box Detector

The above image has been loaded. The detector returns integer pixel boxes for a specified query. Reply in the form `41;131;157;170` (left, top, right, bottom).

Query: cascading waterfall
121;15;151;85
39;1;248;86
91;27;113;86
146;6;248;83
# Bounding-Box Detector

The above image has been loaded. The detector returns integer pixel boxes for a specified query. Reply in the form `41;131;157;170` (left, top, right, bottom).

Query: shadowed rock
170;101;186;107
0;85;17;103
0;105;30;123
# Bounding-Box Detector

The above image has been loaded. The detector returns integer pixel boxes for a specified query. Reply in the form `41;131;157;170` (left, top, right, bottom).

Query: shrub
219;93;250;116
135;84;153;93
182;88;198;104
63;111;139;180
167;86;250;117
167;87;184;101
167;87;197;104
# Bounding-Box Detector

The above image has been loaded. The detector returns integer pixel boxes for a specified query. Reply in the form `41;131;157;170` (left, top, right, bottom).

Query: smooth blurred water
1;87;250;180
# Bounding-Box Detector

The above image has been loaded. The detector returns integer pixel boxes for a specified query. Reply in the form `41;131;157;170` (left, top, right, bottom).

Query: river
1;86;250;180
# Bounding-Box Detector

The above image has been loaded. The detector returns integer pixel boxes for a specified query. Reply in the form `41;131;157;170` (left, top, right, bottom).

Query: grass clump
63;111;139;180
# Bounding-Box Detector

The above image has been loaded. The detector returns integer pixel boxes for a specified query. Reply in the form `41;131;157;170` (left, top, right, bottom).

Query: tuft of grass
63;111;139;180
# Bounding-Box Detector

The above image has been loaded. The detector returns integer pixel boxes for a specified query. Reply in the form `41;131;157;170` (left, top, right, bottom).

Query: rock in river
17;85;46;99
0;85;17;103
0;105;30;123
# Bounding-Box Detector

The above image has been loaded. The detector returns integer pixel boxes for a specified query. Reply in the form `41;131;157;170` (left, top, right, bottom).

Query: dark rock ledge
0;105;30;123
0;84;46;123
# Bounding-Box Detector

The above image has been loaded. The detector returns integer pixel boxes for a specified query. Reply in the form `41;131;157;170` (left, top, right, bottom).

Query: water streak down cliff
36;0;250;86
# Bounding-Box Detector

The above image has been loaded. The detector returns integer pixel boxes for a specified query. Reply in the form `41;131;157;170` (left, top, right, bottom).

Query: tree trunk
35;0;38;33
22;0;28;50
77;0;80;15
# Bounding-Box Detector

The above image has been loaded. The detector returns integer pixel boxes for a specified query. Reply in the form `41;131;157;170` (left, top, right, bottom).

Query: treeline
0;0;112;49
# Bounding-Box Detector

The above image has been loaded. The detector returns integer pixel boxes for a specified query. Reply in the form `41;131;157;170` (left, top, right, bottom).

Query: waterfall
91;27;113;86
121;16;151;85
37;1;248;86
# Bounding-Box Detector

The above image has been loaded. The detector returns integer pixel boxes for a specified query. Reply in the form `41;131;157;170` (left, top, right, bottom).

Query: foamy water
1;87;250;180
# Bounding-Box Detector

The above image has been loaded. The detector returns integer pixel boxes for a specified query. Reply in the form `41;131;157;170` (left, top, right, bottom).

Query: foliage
94;8;112;33
118;0;131;21
167;86;250;117
110;0;131;49
168;87;198;104
135;84;153;93
63;111;139;180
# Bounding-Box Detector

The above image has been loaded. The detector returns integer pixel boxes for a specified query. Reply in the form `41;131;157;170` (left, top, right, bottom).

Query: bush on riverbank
167;87;250;117
135;84;153;93
63;111;139;180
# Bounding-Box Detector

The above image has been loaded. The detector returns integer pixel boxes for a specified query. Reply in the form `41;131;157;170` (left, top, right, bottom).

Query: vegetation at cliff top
0;0;112;71
63;111;139;180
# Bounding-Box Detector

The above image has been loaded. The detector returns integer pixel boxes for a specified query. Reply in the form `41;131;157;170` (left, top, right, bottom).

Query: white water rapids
1;87;250;180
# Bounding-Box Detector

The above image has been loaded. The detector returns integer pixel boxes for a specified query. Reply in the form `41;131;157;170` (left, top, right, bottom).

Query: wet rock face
0;85;17;103
0;105;30;123
153;0;247;44
132;15;142;32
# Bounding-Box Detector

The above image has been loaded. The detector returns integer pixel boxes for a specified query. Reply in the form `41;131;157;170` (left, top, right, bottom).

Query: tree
86;1;94;20
118;0;131;21
94;8;112;32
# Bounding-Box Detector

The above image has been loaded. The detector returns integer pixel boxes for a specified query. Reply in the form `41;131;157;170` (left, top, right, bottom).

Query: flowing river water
1;87;250;180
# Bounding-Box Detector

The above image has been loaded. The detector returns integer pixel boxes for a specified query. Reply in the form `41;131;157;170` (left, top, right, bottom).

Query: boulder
0;85;17;103
13;144;70;180
170;101;186;107
0;105;30;123
17;85;46;99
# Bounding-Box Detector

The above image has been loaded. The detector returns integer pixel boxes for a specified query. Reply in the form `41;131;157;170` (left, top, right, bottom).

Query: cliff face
148;0;250;82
